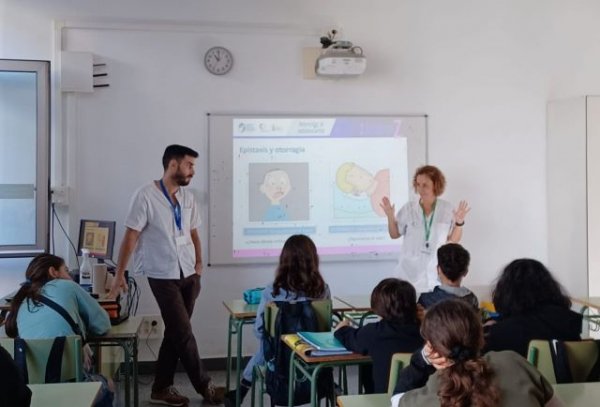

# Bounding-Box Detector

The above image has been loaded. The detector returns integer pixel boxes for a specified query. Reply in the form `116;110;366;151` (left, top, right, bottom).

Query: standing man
109;145;225;406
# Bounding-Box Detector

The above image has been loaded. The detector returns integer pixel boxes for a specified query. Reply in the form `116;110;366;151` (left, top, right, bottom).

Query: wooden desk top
336;383;600;407
224;298;361;319
223;300;260;319
337;393;387;407
29;381;101;407
87;315;143;341
334;295;371;311
571;297;600;310
554;382;600;405
282;334;371;364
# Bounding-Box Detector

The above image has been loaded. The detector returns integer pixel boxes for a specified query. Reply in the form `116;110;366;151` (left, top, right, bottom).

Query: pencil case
243;287;265;304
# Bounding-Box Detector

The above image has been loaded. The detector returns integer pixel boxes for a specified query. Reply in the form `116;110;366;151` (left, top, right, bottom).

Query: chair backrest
556;340;600;382
528;339;600;384
387;352;412;395
265;299;332;336
0;336;83;383
527;340;557;384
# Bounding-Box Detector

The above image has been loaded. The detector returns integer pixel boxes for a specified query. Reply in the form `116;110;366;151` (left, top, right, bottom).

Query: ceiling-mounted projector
315;40;366;78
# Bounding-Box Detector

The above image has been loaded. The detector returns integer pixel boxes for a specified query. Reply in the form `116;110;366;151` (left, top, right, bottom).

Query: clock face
204;46;234;75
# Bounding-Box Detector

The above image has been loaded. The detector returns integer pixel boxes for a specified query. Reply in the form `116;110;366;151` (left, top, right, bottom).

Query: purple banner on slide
330;117;404;138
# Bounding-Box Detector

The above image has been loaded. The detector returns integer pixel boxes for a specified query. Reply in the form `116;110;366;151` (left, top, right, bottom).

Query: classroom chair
527;339;600;384
386;353;412;395
251;299;332;407
0;335;83;383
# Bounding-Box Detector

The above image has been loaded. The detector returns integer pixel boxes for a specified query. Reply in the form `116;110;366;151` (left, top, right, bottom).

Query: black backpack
262;300;333;406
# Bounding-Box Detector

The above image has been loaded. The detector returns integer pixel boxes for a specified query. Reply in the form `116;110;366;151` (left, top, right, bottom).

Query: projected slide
232;117;410;258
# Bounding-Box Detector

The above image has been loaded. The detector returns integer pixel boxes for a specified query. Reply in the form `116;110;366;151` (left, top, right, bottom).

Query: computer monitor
77;219;116;262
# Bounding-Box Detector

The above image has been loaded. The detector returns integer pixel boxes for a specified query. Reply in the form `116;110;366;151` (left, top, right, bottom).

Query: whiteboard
207;114;427;265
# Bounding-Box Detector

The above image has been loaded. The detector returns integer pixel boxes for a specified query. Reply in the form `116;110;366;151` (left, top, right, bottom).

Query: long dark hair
421;299;501;407
5;254;65;338
492;258;571;317
370;278;418;324
272;235;326;299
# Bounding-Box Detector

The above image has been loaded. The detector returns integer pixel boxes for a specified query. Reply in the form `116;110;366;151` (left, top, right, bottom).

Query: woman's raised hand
453;200;471;224
380;196;396;218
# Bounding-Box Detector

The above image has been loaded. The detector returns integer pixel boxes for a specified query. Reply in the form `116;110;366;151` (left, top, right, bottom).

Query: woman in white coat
381;165;470;293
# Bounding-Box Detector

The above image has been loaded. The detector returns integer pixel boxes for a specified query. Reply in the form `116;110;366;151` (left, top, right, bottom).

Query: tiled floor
117;366;362;406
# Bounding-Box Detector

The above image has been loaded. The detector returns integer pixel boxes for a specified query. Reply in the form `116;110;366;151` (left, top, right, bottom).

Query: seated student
334;278;423;394
5;254;113;407
0;344;31;407
483;258;582;357
224;234;331;407
391;299;563;407
418;243;478;309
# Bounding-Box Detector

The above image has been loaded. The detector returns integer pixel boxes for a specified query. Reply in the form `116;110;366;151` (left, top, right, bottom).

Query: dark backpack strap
586;340;600;382
550;339;573;383
45;336;66;383
13;337;29;384
38;296;84;339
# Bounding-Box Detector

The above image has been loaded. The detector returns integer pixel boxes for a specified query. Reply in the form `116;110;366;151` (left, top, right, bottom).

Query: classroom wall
3;0;600;358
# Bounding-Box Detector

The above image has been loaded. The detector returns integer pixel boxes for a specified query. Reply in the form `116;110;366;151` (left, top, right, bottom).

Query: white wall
4;0;600;358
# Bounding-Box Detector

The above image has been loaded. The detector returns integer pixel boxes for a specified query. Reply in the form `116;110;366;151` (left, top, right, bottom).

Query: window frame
0;59;50;257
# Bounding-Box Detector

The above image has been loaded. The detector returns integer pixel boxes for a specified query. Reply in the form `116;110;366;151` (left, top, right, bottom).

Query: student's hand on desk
334;318;352;331
195;263;203;276
107;274;128;300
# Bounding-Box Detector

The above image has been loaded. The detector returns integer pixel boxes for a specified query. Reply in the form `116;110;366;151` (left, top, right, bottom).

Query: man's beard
173;169;191;186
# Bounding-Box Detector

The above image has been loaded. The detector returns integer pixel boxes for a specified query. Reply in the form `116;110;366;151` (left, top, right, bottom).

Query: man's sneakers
150;386;190;406
200;380;226;404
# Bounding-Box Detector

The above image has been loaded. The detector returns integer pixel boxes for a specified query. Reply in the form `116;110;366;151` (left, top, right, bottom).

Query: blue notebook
297;331;351;355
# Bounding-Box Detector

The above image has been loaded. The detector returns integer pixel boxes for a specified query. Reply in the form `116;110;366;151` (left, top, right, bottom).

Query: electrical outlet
139;315;164;339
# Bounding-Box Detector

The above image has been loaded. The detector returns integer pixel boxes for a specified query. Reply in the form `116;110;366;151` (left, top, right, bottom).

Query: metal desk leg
132;337;139;407
123;341;131;407
226;315;234;392
288;351;296;407
235;318;245;407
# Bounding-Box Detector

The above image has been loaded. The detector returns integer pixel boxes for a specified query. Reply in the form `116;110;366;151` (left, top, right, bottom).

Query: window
0;59;50;257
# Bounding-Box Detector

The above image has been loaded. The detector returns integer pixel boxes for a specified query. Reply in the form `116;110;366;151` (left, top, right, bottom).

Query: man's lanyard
159;179;182;231
421;200;437;248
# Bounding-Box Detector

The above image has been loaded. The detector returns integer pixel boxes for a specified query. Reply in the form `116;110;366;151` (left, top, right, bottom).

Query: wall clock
204;46;234;75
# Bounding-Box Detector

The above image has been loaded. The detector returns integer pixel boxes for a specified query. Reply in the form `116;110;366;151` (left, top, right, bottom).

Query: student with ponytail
5;254;113;407
391;299;563;407
5;253;110;339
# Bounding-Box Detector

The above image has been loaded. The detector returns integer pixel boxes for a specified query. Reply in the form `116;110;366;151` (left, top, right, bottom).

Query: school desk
284;333;371;407
335;382;600;407
223;298;353;407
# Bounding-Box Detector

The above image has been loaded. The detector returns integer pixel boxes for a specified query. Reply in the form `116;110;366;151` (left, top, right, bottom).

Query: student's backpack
262;300;333;406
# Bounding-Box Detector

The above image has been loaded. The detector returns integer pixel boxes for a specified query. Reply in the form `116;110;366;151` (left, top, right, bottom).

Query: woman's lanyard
421;200;437;248
159;179;182;231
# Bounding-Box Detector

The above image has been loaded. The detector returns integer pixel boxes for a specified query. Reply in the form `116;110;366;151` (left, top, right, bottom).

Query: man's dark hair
437;243;470;282
162;144;198;170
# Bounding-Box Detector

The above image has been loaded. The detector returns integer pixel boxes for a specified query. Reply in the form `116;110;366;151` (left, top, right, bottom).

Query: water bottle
80;248;93;291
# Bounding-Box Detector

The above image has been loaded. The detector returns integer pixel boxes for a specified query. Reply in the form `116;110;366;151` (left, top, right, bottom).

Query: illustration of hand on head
260;169;291;221
336;162;377;196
